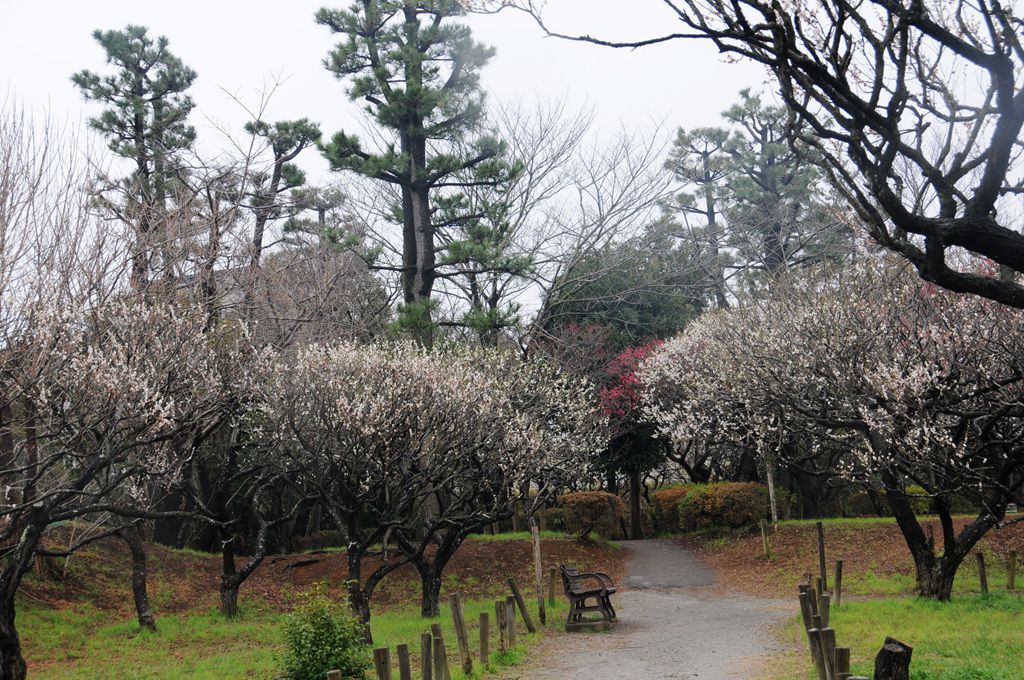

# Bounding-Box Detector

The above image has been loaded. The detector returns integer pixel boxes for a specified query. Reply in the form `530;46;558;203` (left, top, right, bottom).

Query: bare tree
492;0;1024;306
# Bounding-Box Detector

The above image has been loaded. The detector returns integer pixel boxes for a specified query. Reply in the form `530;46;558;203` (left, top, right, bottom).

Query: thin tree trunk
629;467;643;540
118;525;156;631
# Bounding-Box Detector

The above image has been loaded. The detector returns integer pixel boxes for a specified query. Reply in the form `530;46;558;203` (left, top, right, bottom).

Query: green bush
677;483;769;531
563;491;625;541
281;584;371;680
544;506;567;533
651;485;693;534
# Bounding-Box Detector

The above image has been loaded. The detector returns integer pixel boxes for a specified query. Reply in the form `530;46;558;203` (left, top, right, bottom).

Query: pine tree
72;25;197;290
316;1;514;345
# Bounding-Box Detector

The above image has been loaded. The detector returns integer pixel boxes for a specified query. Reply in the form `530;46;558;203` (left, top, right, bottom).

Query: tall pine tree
316;1;513;345
72;25;197;290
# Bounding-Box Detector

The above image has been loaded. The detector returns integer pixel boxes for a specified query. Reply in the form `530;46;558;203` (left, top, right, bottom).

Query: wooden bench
560;563;617;631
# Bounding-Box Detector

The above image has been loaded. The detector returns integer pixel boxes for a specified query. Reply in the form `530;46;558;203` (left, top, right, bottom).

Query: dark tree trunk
419;570;443;618
118;525;156;631
874;637;913;680
220;585;239;619
0;600;27;680
0;518;43;680
629;467;643;540
605;469;618;495
220;538;240;618
345;548;374;642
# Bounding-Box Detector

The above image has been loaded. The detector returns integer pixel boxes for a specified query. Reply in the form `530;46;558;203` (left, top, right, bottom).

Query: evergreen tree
72;25;197;290
667;90;851;300
316;1;514;346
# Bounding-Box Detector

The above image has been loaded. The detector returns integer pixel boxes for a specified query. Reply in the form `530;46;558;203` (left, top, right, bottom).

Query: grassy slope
21;533;619;679
687;517;1024;680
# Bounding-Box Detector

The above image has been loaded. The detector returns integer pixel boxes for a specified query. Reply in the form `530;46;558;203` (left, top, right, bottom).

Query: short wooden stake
977;552;989;595
760;519;770;558
495;599;508;653
807;628;828;680
448;594;473;675
507;578;537;633
431;623;451;680
820;627;837;680
1008;551;1017;591
373;647;392;680
817;521;828;590
835;646;851;678
506;596;517;646
820;593;831;628
834;559;844;607
479;612;490;667
548;566;557;606
396;643;411;680
874;637;912;680
420;632;433;680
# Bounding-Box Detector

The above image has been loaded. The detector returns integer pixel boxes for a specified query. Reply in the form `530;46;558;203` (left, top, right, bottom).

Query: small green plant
281;583;371;680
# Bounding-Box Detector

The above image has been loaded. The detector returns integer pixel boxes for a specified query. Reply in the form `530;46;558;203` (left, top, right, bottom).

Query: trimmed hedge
563;491;626;541
677;482;769;530
651;485;693;534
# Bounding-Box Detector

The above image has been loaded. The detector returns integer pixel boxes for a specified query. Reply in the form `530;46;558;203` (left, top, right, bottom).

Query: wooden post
326;672;343;680
977;552;989;595
874;637;912;680
798;590;814;633
373;647;393;680
820;627;837;680
448;594;473;676
420;632;433;680
530;521;547;626
820;593;831;628
396;644;411;680
506;596;518;646
834;560;844;607
1008;551;1017;591
817;521;828;590
807;628;828;680
548;566;558;606
835;646;851;679
479;612;490;667
760;519;770;558
507;578;537;633
431;623;452;680
495;599;508;653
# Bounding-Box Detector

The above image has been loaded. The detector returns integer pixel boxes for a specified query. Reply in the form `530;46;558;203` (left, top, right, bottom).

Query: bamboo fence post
507;578;537;632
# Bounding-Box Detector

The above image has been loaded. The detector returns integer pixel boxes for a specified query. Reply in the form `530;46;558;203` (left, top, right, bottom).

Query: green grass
466;530;572;542
780;594;1024;680
22;592;564;679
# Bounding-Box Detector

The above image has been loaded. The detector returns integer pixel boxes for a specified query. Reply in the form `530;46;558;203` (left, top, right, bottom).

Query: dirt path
514;539;789;680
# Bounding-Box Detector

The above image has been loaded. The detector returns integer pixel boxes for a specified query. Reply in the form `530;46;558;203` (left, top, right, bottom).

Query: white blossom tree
642;260;1024;600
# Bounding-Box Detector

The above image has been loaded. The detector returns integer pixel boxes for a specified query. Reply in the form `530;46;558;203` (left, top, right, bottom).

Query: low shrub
651;485;693;534
544;506;567;533
677;483;769;531
563;491;626;541
281;583;371;680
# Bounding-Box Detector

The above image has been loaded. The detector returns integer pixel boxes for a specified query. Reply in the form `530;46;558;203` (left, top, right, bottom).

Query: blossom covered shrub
676;483;769;530
563;491;626;541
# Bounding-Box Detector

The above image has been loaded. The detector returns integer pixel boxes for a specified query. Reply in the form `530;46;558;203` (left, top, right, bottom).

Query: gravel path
517;539;789;680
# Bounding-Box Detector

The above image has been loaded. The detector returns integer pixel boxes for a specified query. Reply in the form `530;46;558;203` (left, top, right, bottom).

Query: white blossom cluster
640;259;1024;501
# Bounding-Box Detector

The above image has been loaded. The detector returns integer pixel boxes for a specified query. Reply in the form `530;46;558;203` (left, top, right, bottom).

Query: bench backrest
559;563;586;596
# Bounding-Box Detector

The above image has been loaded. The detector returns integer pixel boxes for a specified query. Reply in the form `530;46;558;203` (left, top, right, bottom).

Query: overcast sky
1;0;767;177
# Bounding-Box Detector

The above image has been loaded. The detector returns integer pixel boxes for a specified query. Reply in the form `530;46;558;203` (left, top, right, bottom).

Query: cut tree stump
874;637;913;680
